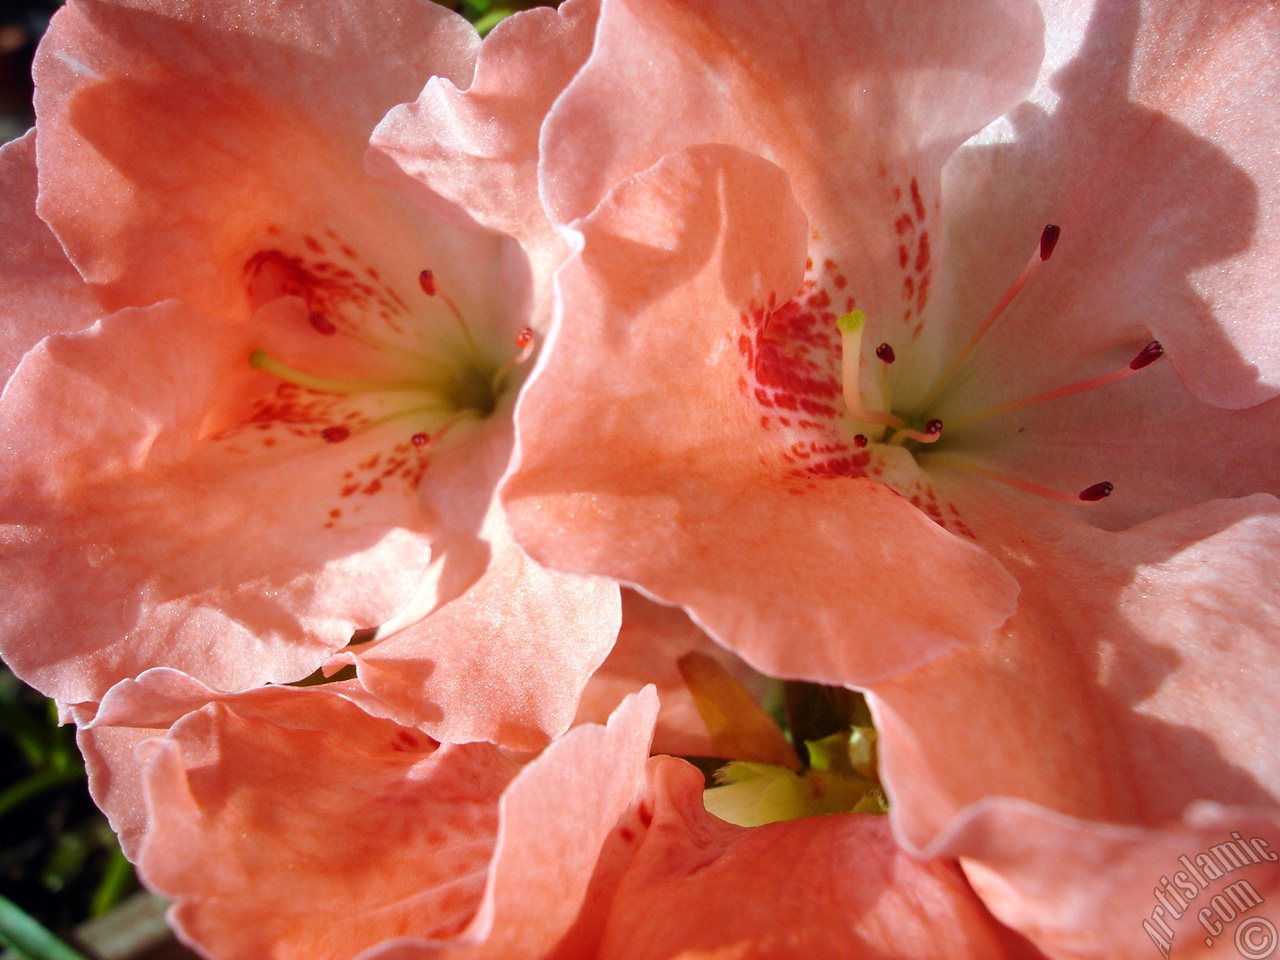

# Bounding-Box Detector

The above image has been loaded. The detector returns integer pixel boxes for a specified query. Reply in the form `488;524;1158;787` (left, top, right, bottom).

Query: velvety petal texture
77;670;519;960
78;672;662;960
505;143;1019;687
369;0;598;267
33;0;479;317
0;131;100;386
872;495;1280;850
942;801;1280;960
593;757;1027;960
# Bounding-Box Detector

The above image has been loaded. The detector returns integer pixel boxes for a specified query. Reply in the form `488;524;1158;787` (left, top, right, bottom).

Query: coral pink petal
0;131;100;386
0;304;431;703
539;0;1042;323
576;591;769;759
932;799;1280;960
594;757;1024;959
369;0;598;263
33;0;479;316
87;674;521;960
348;527;620;750
940;0;1280;408
366;688;660;960
504;145;1018;686
870;494;1280;852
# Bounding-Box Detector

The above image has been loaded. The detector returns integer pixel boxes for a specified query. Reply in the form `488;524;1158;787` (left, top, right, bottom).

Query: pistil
837;311;903;430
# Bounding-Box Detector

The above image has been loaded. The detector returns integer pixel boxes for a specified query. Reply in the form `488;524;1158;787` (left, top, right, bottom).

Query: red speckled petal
539;0;1043;326
593;757;1025;960
0;303;432;704
869;494;1280;852
33;0;480;318
504;145;1018;687
364;688;660;960
0;131;101;386
930;801;1280;960
940;0;1280;410
77;671;520;960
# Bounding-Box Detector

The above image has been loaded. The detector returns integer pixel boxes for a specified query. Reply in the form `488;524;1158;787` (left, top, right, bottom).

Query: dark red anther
309;311;337;336
418;269;436;296
321;426;351;443
875;343;896;364
411;432;430;447
1039;224;1061;261
1129;340;1164;370
1078;481;1114;502
853;434;868;448
516;327;534;349
924;418;943;435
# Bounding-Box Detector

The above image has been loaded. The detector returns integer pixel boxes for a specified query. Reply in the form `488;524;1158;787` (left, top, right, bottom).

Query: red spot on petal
321;426;350;443
309;311;337;335
418;269;436;296
638;802;653;828
909;178;926;220
304;235;323;253
915;231;930;272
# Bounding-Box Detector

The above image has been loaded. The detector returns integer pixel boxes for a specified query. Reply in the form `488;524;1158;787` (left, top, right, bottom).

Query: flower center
831;224;1164;505
246;261;533;449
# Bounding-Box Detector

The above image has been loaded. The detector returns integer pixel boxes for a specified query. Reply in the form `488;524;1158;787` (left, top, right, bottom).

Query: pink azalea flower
0;0;617;746
499;0;1280;949
77;672;1035;959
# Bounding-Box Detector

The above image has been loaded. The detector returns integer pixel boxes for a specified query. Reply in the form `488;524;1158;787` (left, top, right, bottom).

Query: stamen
250;348;441;395
419;267;481;358
1079;481;1114;501
491;327;536;393
411;432;430;447
853;434;868;448
945;340;1164;430
933;455;1112;504
918;224;1060;409
876;342;895;411
838;311;903;429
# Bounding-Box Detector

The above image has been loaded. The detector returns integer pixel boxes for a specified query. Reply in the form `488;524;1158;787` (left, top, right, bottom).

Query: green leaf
0;895;91;960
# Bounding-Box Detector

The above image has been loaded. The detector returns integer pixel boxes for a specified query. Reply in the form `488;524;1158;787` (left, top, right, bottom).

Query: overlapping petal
2;0;619;738
594;757;1032;960
0;131;100;386
76;671;661;960
504;143;1019;687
